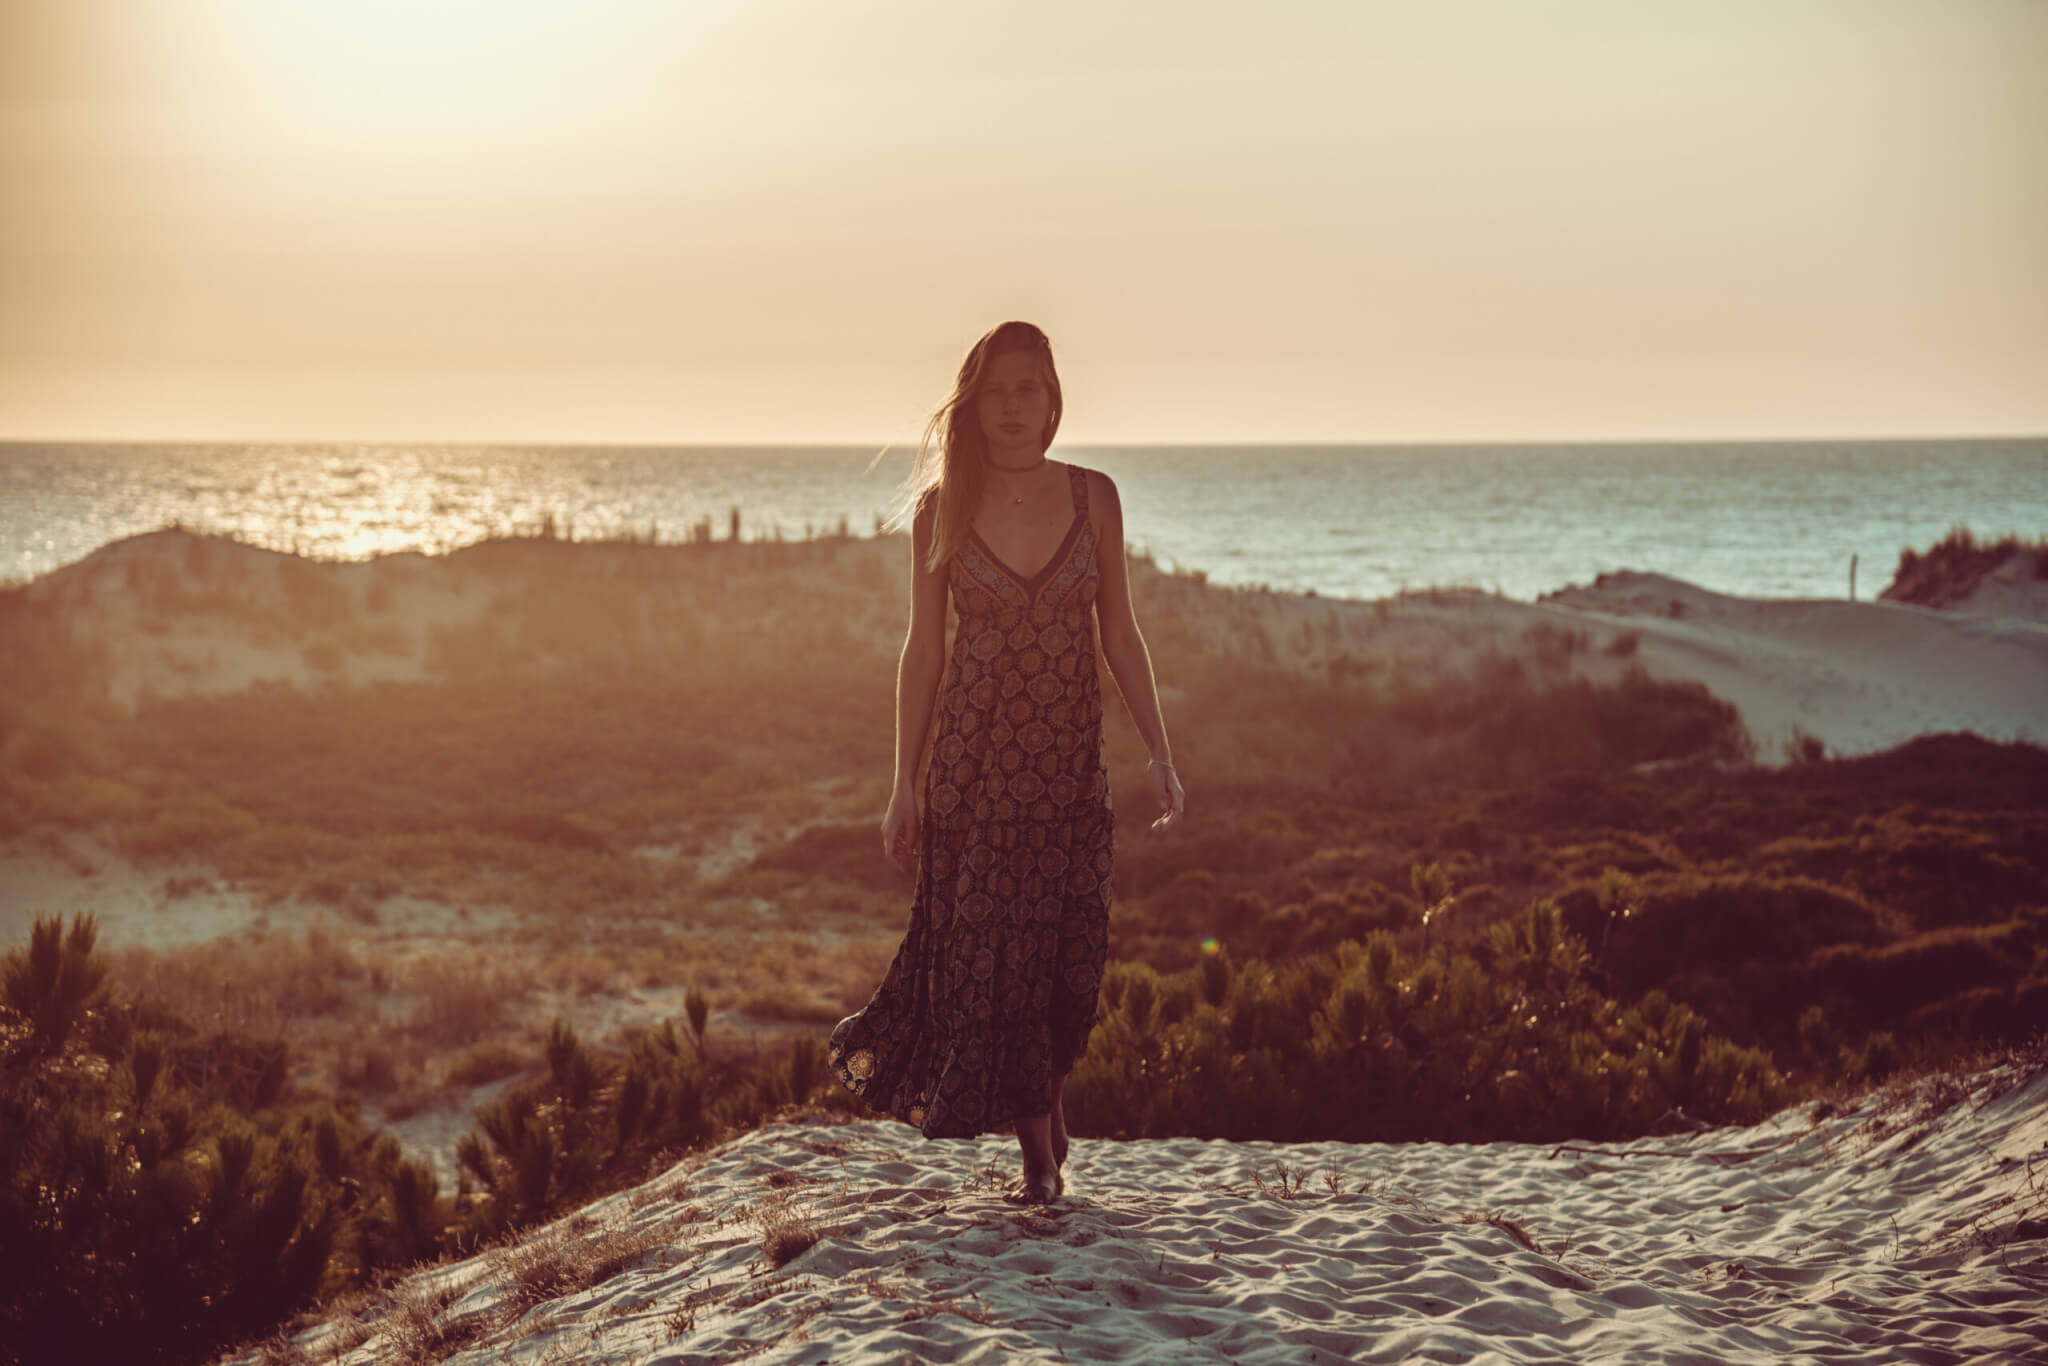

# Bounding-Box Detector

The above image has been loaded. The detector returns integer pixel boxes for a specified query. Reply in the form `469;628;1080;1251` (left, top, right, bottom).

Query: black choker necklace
990;456;1046;503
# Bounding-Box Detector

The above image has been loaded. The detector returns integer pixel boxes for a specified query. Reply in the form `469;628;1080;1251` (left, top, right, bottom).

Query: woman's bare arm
893;500;949;787
1089;471;1183;825
883;499;950;865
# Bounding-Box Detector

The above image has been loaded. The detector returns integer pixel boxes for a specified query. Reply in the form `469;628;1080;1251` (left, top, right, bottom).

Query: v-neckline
968;467;1088;598
969;507;1088;599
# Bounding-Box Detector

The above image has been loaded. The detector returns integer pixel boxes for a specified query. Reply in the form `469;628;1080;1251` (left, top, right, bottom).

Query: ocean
3;439;2042;602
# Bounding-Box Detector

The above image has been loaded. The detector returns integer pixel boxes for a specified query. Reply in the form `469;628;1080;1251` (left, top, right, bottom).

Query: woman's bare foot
1011;1112;1060;1204
1011;1165;1059;1204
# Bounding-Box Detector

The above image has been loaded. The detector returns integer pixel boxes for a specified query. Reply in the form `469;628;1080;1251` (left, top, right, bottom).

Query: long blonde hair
896;321;1064;572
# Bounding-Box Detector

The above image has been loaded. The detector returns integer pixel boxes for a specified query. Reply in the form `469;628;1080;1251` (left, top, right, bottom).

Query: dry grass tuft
381;1278;486;1365
319;1310;375;1359
1818;1037;2048;1168
409;964;519;1048
755;1188;827;1268
1249;1162;1313;1201
491;1229;585;1328
490;1213;689;1329
959;1159;1009;1195
626;1171;695;1212
581;1218;679;1286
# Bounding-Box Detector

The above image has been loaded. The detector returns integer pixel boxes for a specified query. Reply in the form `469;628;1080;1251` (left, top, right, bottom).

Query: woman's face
975;349;1054;464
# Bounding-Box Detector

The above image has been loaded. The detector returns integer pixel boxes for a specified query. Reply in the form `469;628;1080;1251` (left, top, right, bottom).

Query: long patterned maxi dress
828;464;1114;1139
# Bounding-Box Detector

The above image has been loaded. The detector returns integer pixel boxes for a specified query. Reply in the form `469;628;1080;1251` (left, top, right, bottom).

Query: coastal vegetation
1881;525;2046;608
2;527;2042;1063
0;524;2043;1361
6;898;1791;1364
2;528;2042;1081
1107;732;2048;1067
0;913;830;1366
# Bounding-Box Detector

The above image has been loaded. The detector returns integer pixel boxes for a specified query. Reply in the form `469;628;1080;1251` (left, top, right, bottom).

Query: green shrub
0;916;415;1366
1070;899;1787;1145
1808;914;2046;1033
1601;873;1894;1046
450;1009;759;1240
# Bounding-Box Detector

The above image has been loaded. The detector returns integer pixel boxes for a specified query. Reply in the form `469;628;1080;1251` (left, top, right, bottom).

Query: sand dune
25;528;2048;764
1949;554;2048;621
1539;571;2048;760
251;1059;2048;1365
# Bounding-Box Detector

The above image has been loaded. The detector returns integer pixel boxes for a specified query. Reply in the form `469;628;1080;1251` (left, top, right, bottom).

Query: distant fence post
1849;553;1858;602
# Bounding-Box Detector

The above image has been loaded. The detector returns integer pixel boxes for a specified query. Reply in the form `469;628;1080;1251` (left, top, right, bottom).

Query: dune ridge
247;1058;2048;1365
21;526;2048;761
1540;570;2048;761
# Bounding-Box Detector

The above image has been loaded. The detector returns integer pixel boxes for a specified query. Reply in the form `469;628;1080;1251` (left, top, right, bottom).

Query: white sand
1539;571;2048;760
0;832;522;956
264;1062;2048;1366
0;833;278;952
1944;551;2048;622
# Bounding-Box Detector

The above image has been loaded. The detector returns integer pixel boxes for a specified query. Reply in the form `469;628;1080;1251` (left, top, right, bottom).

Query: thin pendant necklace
990;457;1044;504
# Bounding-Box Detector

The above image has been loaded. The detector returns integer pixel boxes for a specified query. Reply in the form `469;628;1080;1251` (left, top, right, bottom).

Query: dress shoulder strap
1066;463;1090;515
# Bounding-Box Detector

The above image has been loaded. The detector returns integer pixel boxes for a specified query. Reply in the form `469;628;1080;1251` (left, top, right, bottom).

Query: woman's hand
880;787;920;873
1148;760;1185;831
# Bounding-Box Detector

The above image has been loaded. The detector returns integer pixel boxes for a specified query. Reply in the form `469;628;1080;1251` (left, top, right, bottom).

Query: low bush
1595;873;1895;1049
1069;901;1789;1145
0;915;850;1365
1883;527;2045;608
452;1020;835;1239
1601;874;1894;991
1808;912;2048;1034
1;917;396;1366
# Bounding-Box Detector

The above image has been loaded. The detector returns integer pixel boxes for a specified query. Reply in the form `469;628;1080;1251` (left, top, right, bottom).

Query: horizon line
2;433;2043;451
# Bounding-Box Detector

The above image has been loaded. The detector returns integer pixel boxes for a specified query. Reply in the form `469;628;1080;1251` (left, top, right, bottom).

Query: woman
827;321;1185;1205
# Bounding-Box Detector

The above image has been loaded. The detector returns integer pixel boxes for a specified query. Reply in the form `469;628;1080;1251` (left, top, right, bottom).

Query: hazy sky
2;0;2043;443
